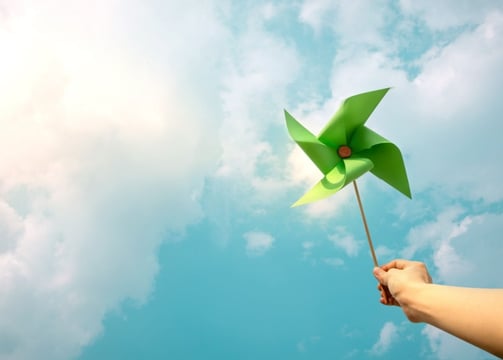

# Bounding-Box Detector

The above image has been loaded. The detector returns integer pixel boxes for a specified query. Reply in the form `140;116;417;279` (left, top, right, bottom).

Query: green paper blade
342;156;374;184
318;88;390;147
285;110;340;174
292;162;345;207
350;126;390;152
359;143;412;198
292;157;373;207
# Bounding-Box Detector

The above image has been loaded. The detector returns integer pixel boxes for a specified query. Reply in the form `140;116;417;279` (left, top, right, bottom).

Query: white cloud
296;335;321;353
217;15;300;174
299;0;393;47
0;201;23;253
214;4;301;210
0;1;222;358
422;325;490;360
402;209;503;358
244;231;275;256
286;146;322;191
401;206;465;258
432;212;503;288
323;257;345;267
370;321;398;356
298;0;334;33
305;8;503;205
328;227;361;257
302;241;315;250
399;0;503;30
374;245;396;261
252;3;501;218
329;52;408;101
401;208;503;286
399;12;503;203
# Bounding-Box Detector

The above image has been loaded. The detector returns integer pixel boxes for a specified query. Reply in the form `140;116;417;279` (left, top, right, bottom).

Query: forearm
407;284;503;358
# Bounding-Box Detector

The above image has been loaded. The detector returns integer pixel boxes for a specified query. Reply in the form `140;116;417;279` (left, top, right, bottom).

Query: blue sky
1;0;503;359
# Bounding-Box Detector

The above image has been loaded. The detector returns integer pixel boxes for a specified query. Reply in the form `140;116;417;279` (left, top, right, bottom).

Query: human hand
373;259;432;321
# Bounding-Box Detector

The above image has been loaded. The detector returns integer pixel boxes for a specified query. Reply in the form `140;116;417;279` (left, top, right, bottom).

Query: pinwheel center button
337;145;352;158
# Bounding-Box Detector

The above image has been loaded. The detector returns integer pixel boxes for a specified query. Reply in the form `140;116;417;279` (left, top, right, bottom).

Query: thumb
373;267;388;285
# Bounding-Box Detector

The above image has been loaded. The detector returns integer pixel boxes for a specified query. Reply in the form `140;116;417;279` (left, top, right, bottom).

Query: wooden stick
352;180;393;303
352;180;378;267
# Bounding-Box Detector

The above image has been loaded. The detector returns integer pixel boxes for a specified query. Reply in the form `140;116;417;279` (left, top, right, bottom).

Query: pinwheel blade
342;156;374;184
292;157;373;207
350;126;390;152
359;143;411;198
285;110;340;174
318;88;390;147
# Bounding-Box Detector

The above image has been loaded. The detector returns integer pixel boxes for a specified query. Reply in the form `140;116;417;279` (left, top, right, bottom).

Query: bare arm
373;259;503;358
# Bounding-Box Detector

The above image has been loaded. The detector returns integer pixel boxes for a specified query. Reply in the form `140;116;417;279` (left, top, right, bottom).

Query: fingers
373;267;388;285
381;259;433;285
385;297;399;306
373;258;431;308
380;259;416;271
376;284;396;305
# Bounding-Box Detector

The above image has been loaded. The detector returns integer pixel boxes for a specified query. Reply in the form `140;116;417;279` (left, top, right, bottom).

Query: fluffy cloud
298;0;333;33
244;231;275;256
401;208;503;358
214;4;301;211
323;257;345;267
402;208;503;287
370;321;399;356
434;212;503;287
0;1;221;358
299;0;393;46
293;6;503;217
399;0;503;30
328;226;362;257
422;325;488;360
383;10;503;203
426;211;503;358
401;206;466;259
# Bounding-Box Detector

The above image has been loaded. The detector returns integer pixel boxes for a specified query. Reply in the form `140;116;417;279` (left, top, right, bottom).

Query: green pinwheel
285;88;411;207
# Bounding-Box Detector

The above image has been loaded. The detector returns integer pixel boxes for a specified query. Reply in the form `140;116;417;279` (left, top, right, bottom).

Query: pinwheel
285;87;411;267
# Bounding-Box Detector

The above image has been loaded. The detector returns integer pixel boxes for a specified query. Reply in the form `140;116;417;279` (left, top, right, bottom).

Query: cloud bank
0;1;221;358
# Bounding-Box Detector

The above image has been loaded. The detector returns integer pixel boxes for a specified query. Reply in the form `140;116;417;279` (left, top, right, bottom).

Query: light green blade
358;143;412;198
318;88;390;147
342;156;374;184
292;157;373;207
350;126;389;152
285;110;340;175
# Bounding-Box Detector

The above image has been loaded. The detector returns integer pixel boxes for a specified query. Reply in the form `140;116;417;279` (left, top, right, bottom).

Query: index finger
380;259;418;271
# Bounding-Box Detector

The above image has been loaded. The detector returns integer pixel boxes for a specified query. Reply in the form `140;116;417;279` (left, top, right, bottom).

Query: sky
1;0;503;359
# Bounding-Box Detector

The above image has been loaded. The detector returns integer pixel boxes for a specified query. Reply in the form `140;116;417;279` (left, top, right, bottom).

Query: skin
373;259;503;358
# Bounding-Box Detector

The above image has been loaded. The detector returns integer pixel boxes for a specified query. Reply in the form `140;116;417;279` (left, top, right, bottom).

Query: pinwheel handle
352;180;393;304
352;181;378;266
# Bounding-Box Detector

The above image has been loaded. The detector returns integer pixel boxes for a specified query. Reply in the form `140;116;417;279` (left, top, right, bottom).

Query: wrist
397;282;431;323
